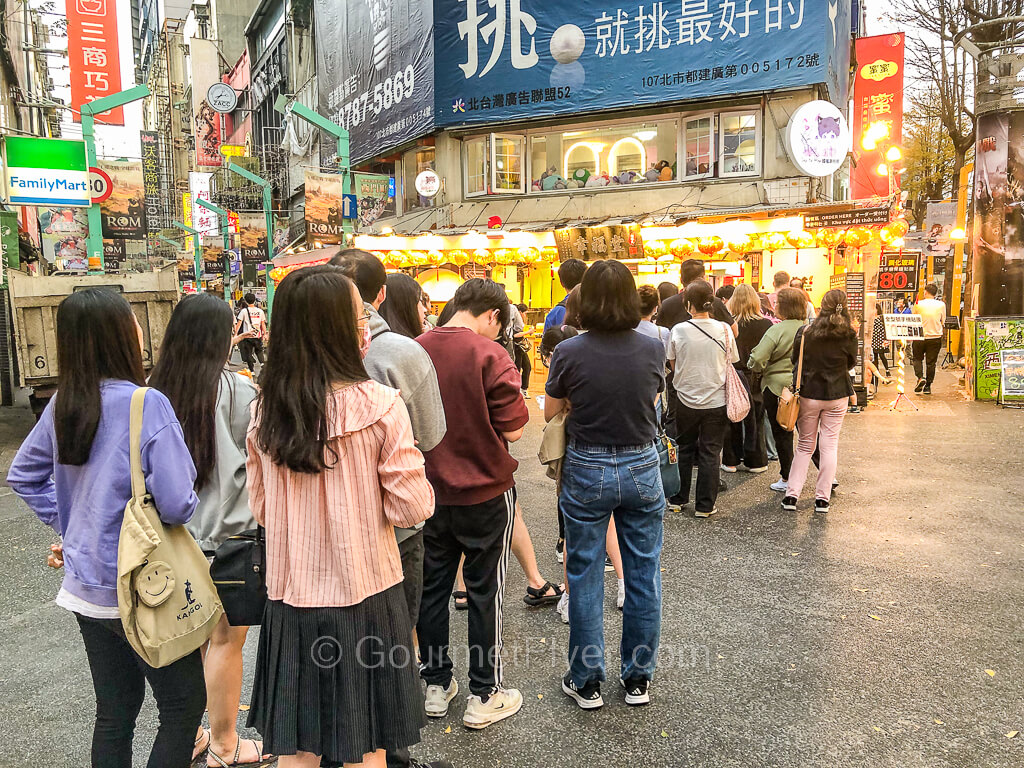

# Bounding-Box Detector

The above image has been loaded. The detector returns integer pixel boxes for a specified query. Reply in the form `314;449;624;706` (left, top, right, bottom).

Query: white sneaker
741;465;769;474
463;687;523;729
616;579;625;610
770;478;788;492
424;680;459;717
556;591;569;624
721;464;737;473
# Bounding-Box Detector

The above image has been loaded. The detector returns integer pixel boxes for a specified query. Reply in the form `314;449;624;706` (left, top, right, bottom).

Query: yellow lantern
427;249;445;266
448;249;470;266
494;249;513;265
759;231;786;267
388;251;408;268
517;247;541;264
843;227;871;249
370;251;388;264
697;235;724;257
726;236;751;256
889;218;909;239
409;250;429;267
645;240;667;258
815;229;843;249
669;238;695;259
472;248;492;265
541;247;559;262
786;230;815;249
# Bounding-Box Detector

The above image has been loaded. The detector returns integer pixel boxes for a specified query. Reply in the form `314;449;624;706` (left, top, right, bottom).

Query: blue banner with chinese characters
435;0;851;127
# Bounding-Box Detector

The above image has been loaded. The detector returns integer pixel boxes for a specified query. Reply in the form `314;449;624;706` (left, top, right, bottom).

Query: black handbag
210;527;267;626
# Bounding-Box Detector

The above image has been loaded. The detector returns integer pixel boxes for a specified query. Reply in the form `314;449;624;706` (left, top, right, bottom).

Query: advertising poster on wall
354;173;394;228
98;160;147;240
44;233;88;270
851;33;904;199
316;0;435;165
239;213;270;263
305;170;347;245
434;0;849;128
969;316;1024;400
189;172;220;242
66;0;123;125
140;131;162;232
923;201;956;288
190;38;224;167
973;111;1010;317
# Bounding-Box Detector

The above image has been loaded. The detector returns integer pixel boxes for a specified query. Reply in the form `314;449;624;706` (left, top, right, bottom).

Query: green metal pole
81;112;104;274
173;221;202;290
263;186;275;319
194;198;234;302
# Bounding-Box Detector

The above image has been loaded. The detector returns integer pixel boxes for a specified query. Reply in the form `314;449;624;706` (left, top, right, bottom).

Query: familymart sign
2;137;90;207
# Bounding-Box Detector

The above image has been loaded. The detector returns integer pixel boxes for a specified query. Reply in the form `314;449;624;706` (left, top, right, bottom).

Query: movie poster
98;160;147;240
239;213;269;262
354;173;394;228
973;111;1009;316
305;170;347;245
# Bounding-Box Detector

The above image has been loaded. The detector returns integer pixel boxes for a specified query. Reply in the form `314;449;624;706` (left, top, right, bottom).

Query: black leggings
513;344;531;390
75;614;206;768
872;347;890;374
762;389;795;482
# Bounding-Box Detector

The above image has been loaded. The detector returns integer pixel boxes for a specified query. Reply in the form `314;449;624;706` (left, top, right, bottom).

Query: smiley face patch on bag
136;560;176;607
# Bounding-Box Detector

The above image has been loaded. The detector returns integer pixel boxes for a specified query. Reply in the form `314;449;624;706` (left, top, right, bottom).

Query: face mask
359;321;372;359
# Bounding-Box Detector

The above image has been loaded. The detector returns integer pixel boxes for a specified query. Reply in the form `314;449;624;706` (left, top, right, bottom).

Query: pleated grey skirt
247;585;425;765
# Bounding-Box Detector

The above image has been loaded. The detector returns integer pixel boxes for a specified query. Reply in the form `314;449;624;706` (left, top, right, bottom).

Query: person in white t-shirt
233;293;266;372
913;283;947;395
666;280;738;518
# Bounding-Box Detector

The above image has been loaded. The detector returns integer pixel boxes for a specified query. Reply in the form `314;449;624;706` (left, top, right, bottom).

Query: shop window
683;114;714;179
403;147;437;210
491;134;525;194
465;137;487;196
720;111;759;177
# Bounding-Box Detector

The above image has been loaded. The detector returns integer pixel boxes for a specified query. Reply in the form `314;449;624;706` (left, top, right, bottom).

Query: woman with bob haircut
245;265;435;768
544;259;666;711
749;287;808;494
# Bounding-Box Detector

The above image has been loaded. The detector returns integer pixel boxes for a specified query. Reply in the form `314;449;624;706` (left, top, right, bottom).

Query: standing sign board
877;250;921;292
831;272;866;389
883;314;924;341
999;349;1024;406
2;137;90;207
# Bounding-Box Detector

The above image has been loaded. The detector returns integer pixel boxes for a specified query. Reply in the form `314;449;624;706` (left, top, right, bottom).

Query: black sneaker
556;538;564;564
781;496;798;511
923;384;932;395
604;556;614;572
914;380;926;393
562;674;604;709
814;499;830;514
620;677;651;706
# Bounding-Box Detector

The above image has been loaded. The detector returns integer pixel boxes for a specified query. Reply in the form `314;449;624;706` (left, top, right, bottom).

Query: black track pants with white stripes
416;488;516;697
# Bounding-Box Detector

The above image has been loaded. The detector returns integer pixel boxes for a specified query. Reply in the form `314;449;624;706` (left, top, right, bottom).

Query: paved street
1;369;1021;768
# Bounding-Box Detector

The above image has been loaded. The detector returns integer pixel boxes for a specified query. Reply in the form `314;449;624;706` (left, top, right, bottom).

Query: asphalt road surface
1;369;1021;768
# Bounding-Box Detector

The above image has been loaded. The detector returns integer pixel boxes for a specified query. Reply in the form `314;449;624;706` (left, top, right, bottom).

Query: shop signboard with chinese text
877;250;920;293
67;0;123;124
882;313;924;341
553;224;644;261
316;0;435;165
189;172;219;241
804;206;890;229
2;137;90;207
435;0;851;128
852;33;904;199
140;132;162;233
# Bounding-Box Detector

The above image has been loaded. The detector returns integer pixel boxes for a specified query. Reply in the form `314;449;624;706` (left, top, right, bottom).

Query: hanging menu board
878;250;921;292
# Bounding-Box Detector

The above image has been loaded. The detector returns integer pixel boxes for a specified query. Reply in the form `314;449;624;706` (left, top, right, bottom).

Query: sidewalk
1;368;1021;767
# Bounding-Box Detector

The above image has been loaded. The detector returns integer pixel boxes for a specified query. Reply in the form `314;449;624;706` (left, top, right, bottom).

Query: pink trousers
786;397;848;502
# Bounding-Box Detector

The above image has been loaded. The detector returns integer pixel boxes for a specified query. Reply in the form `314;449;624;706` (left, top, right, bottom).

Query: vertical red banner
852;33;905;200
67;0;124;125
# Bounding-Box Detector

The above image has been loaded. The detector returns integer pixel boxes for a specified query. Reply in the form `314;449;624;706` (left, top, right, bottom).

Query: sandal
191;729;210;768
452;590;469;611
208;736;276;768
523;581;564;607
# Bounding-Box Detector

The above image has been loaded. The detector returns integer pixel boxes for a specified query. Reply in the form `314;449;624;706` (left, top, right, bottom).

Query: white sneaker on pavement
424;680;459;717
557;591;569;624
616;579;625;610
463;687;523;729
770;478;788;492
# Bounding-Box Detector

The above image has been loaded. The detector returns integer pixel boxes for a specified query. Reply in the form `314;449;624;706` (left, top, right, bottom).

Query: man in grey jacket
330;249;449;768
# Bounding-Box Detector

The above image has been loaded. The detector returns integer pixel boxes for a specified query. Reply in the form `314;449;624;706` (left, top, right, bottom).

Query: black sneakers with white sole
562;674;604;709
620;677;650;706
781;496;798;511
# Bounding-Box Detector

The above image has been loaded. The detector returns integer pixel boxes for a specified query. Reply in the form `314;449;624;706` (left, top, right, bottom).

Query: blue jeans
560;441;665;687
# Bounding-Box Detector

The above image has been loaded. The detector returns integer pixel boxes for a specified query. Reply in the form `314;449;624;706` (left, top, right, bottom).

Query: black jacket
792;325;857;401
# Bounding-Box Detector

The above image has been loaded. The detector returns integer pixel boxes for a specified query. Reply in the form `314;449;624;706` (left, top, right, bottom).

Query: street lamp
78;84;150;274
194;197;235;302
273;95;353;244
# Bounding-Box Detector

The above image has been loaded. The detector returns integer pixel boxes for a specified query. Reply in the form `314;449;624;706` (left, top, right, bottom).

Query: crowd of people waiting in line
7;247;902;768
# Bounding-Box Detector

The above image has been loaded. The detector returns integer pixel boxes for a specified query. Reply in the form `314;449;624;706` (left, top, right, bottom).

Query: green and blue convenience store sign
2;136;90;207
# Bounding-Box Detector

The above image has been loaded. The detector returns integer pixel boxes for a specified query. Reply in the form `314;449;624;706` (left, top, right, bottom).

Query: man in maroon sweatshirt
415;278;530;731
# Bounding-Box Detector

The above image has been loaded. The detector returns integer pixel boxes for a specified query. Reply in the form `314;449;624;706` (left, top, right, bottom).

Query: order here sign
2;137;91;207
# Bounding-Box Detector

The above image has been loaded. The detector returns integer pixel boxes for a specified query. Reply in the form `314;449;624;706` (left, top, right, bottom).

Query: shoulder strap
794;331;806;391
371;327;392;340
685;320;728;354
129;387;149;500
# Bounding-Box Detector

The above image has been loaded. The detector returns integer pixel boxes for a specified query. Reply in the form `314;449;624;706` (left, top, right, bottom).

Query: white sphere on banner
550;24;585;64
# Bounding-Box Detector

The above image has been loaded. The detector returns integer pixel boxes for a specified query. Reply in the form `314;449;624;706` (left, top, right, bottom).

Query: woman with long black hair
7;289;205;768
149;294;272;768
379;272;428;338
246;265;434;768
782;289;858;514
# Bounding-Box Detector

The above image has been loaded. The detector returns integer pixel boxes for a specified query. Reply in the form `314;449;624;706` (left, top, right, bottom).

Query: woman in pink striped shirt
245;265;435;768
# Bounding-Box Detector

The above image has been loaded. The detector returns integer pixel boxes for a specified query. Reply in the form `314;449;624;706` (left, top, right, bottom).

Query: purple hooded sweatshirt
7;381;199;608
